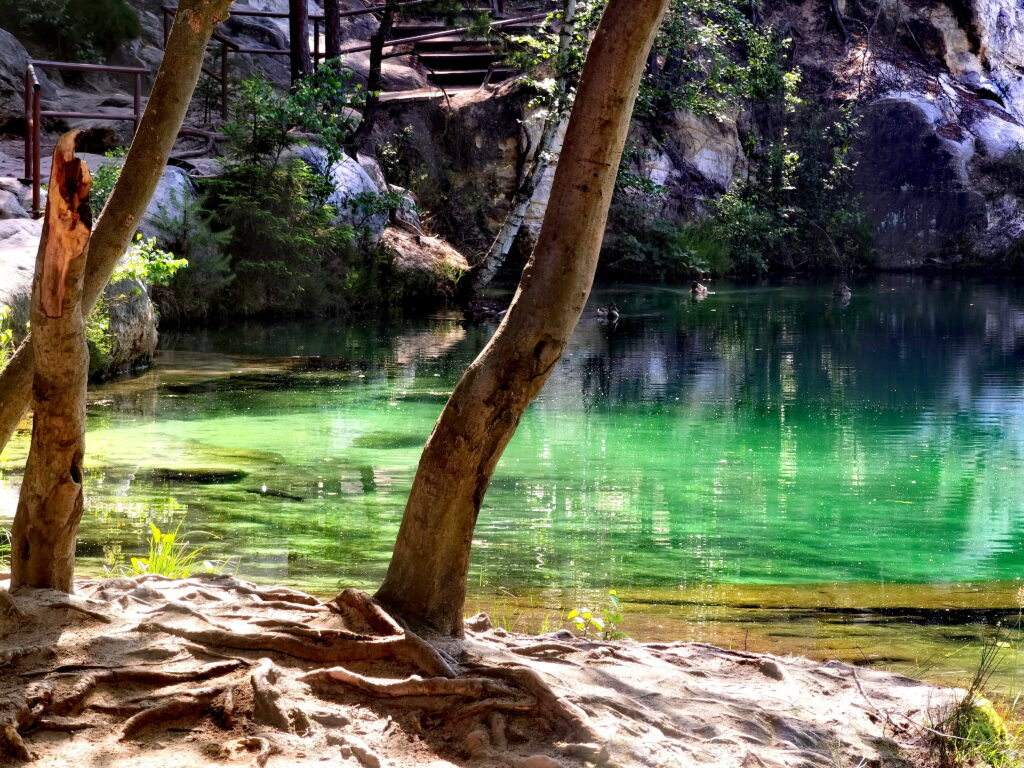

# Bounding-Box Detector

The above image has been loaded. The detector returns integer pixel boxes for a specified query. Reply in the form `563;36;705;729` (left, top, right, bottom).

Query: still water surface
3;277;1024;686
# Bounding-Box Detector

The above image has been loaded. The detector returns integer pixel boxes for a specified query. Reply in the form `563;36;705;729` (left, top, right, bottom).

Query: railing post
23;68;32;181
133;72;143;135
221;40;230;121
313;17;321;68
32;83;41;217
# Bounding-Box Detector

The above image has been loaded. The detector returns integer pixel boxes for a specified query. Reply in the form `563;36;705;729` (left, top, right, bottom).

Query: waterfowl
833;282;852;300
691;281;709;298
597;304;620;322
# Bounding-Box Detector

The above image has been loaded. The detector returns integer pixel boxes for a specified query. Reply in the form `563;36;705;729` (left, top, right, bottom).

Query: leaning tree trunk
375;0;670;636
10;133;92;591
289;0;312;83
0;0;234;454
349;0;396;154
471;0;576;292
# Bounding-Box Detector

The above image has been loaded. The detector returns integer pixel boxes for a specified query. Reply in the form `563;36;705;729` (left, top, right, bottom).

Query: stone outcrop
0;217;159;381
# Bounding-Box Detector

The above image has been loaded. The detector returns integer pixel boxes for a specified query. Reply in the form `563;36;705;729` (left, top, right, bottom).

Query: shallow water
4;276;1024;688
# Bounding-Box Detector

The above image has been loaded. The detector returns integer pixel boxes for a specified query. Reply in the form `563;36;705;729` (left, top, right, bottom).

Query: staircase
393;2;555;92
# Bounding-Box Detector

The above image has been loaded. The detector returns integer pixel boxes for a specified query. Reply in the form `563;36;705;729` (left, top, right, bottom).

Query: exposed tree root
300;666;518;699
0;579;612;765
121;684;229;740
0;590;26;619
51;660;244;716
0;723;31;761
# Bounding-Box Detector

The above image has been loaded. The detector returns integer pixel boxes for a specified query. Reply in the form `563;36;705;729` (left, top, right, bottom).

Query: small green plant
113;235;188;287
567;590;626;640
114;521;230;579
0;0;140;61
0;305;14;369
89;148;128;214
0;528;10;571
933;636;1020;767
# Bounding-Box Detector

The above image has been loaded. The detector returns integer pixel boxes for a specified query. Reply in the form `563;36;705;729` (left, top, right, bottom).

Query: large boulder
0;28;57;124
853;96;987;268
0;217;159;379
289;145;390;241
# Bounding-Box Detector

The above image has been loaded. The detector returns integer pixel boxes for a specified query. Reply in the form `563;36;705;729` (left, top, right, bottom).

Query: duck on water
597;304;620;322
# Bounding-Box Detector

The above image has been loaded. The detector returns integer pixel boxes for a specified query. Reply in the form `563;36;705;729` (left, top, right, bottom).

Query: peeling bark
10;132;92;592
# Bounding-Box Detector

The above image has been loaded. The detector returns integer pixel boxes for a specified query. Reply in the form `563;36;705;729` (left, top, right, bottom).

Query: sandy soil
0;573;961;767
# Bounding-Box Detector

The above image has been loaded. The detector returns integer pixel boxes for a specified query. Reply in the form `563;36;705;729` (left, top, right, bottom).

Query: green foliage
713;107;874;274
377;126;416;187
639;0;788;119
567;591;626;640
111;521;230;579
0;0;140;61
223;69;363;170
90;148;127;215
84;299;113;378
196;72;424;318
0;305;14;369
151;191;234;323
0;528;9;571
933;638;1020;767
113;235;188;287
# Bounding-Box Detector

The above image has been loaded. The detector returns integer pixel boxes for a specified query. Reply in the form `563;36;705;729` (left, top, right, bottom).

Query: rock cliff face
373;0;1024;271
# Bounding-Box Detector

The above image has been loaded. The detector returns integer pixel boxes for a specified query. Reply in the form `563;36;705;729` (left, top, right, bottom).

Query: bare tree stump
10;132;92;593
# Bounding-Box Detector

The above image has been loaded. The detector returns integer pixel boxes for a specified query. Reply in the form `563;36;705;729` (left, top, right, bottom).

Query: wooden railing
23;60;150;217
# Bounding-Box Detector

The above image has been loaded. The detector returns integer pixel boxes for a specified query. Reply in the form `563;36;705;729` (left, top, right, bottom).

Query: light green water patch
4;278;1024;687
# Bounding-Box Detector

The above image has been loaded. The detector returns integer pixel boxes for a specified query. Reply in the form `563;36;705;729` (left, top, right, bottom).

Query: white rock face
0;215;158;378
289;145;390;242
971;0;1024;122
667;110;746;190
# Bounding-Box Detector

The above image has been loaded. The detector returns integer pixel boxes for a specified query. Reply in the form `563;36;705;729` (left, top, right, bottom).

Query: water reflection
0;277;1023;602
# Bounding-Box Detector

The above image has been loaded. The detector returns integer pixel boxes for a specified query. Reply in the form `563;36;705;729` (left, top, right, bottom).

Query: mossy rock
352;432;424;450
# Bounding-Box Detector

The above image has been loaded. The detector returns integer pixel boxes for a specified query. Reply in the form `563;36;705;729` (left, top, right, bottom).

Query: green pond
3;277;1024;689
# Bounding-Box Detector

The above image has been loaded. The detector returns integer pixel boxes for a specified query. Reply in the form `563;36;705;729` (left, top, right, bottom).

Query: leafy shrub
712;106;874;274
89;148;128;214
0;0;140;61
196;72;427;318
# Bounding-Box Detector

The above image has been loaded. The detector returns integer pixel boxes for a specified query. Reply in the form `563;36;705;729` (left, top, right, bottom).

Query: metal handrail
23;60;151;217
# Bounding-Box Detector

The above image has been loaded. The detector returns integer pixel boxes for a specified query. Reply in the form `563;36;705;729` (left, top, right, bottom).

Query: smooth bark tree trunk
471;0;576;291
289;0;313;83
349;0;396;153
376;0;670;636
0;0;234;454
324;0;342;59
11;132;92;591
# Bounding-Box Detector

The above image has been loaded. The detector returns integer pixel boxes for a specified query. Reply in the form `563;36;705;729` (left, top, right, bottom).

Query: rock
340;51;428;91
465;612;494;632
757;658;789;682
389;185;423;234
381;226;469;282
0;28;56;123
288;145;389;242
0;216;159;379
463;728;492;759
0;189;27;220
139;165;196;245
852;97;986;268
